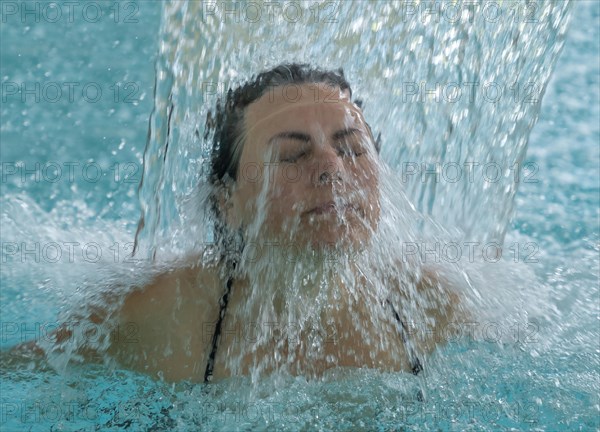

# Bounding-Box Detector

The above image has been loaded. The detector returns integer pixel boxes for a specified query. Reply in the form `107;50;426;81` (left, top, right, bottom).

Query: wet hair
206;63;380;185
204;63;380;264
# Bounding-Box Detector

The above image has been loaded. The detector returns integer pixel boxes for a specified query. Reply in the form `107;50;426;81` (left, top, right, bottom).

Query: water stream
2;1;597;431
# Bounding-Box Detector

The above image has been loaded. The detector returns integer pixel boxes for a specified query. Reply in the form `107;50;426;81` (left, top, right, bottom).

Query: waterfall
134;0;572;259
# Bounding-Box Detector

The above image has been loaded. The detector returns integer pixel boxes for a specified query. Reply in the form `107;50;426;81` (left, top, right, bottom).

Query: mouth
305;201;361;216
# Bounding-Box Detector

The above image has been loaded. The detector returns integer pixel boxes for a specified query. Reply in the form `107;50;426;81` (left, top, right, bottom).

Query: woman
13;64;462;383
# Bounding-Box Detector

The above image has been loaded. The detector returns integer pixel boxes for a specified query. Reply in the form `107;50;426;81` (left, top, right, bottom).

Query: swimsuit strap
386;299;425;402
204;275;233;383
385;299;424;376
203;278;424;392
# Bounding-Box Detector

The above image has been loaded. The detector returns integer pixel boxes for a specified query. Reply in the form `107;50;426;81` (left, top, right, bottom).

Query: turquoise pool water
1;1;598;431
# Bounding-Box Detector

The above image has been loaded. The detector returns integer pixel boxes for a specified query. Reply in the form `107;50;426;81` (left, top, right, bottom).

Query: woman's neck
229;246;377;327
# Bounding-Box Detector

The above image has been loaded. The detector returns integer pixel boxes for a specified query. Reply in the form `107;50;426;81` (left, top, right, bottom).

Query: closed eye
351;148;366;157
337;138;367;158
338;147;365;158
280;151;308;163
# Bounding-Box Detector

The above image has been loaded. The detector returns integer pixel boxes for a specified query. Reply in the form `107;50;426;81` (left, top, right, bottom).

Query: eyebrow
268;128;360;146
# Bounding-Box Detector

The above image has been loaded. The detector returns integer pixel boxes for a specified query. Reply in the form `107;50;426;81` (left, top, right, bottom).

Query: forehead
243;83;364;144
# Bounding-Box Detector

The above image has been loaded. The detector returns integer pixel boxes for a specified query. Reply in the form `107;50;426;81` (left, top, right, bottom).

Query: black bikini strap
386;299;424;376
203;282;424;390
204;275;233;383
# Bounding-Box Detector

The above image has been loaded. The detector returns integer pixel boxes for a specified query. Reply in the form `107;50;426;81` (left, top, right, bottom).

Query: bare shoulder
3;258;224;381
119;259;222;317
415;264;474;342
109;259;224;381
388;258;471;352
417;265;462;308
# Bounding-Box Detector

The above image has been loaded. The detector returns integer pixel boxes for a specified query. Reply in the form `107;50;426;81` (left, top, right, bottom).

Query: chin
303;223;371;252
263;208;376;252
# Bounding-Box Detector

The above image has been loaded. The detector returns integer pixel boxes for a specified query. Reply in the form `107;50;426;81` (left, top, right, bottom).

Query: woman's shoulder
121;254;224;313
110;256;224;380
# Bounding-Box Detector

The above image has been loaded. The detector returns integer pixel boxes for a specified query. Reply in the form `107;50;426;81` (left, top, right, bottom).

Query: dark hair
207;63;373;184
204;63;380;264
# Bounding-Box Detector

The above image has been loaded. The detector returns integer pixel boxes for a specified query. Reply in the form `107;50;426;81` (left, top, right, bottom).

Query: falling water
3;0;597;430
134;0;572;258
127;0;575;388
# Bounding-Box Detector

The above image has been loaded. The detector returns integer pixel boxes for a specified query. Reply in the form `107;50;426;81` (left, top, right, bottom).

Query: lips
308;201;337;215
306;201;359;215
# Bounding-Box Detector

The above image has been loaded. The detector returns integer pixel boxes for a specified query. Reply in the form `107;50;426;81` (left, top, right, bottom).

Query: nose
312;145;345;186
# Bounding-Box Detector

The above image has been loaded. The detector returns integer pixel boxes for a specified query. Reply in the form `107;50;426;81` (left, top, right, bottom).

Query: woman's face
226;82;380;249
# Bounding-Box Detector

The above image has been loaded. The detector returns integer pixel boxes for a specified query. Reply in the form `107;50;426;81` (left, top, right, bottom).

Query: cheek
350;160;378;190
263;170;311;224
266;172;304;215
232;182;257;222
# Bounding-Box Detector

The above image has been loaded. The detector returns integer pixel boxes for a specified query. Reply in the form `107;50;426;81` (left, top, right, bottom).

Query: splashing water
134;0;572;257
128;0;573;387
3;0;597;431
